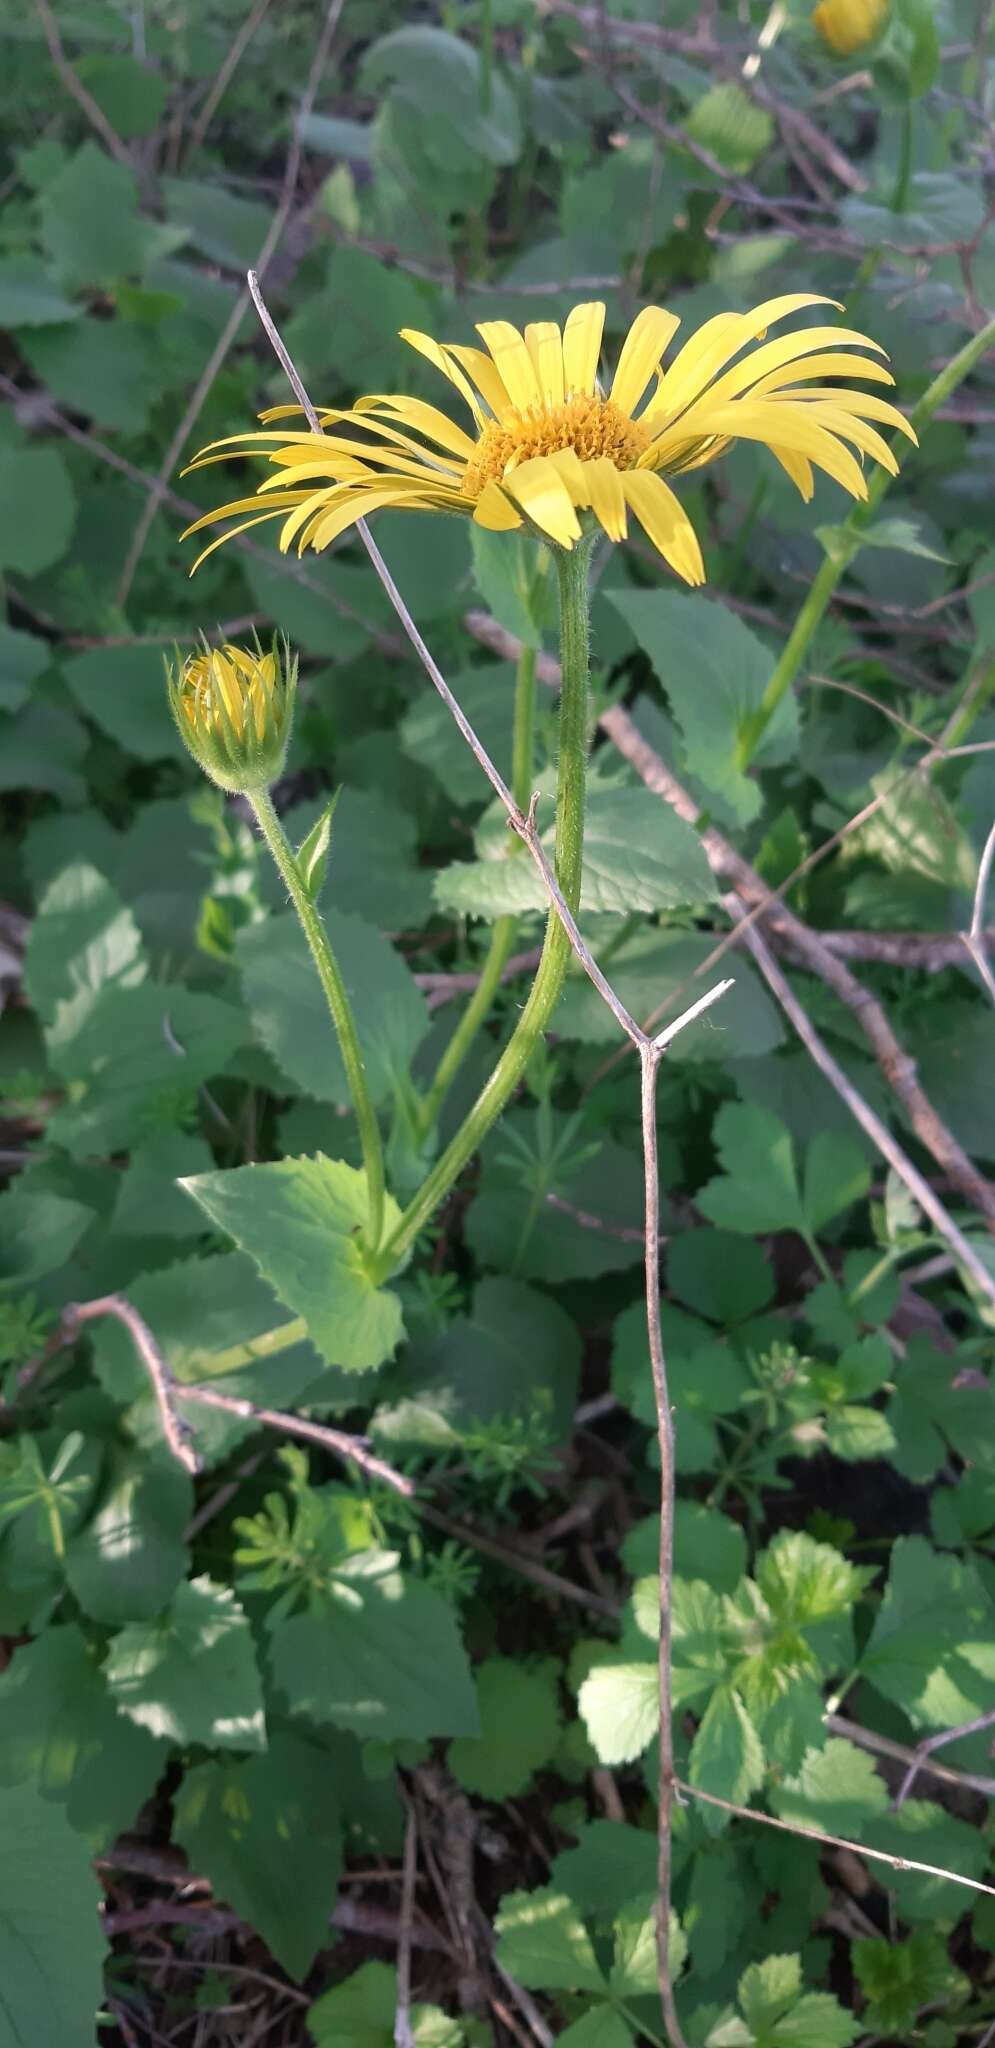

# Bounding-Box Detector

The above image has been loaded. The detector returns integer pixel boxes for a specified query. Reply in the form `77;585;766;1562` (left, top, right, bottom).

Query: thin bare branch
962;820;995;1006
828;1713;995;1800
183;0;273;165
676;1779;995;1897
394;1803;418;2048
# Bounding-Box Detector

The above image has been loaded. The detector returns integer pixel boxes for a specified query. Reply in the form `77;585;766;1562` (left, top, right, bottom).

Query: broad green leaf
708;1953;859;2047
181;1156;405;1373
825;1405;895;1462
611;1898;687;1995
44;982;244;1159
308;1960;464;2047
739;1954;802;2033
842;173;983;250
110;1133;217;1240
607;594;799;825
697;1104;804;1237
104;1576;266;1751
802;1133;871;1234
667;1228;774;1323
400;665;517;809
0;443;76;576
173;1733;343;1979
0;699;88;803
469;527;554;647
623;1504;747;1595
73;54;167;137
40;142;147;283
494;1885;605;1992
770;1740;889;1837
689;1686;765;1814
0;1782;105;2048
0;1186;95;1284
374;1274;580;1448
864;1798;988;1926
280;788;430;930
557;2012;634;2048
24;862;146;1033
860;1537;995;1730
163;175;273;268
577;1659;658;1766
65;1454;191;1625
0;256;81;327
551;1822;658;1916
466;1133;648;1284
755;1531;863;1630
856;516;951;563
450;1658;561;1799
435;786;716;919
0;1625;164;1850
62;644;179;759
361;26;522;167
0;623;51;712
237;910;429;1109
268;1562;478;1741
21;317;158;436
857;768;977;896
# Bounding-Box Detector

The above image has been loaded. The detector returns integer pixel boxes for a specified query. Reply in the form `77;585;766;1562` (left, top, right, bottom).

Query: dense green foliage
1;1;995;2043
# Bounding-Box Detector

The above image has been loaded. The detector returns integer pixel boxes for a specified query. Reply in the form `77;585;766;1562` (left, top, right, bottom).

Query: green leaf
110;1133;218;1241
825;1405;895;1462
0;257;81;327
686;84;773;172
740;1954;802;2034
308;1960;464;2048
708;1954;859;2047
853;1930;968;2039
611;1898;686;1995
450;1657;561;1799
237;910;429;1109
0;700;87;803
374;1274;580;1449
577;1660;658;1766
24;862;146;1033
181;1156;405;1373
607;593;798;825
436;786;716;919
281;788;430;929
40;142;147;284
857;768;977;896
0;1782;105;2048
689;1686;765;1813
0;443;76;575
860;1536;995;1730
65;1453;192;1625
557;2013;634;2048
62;643;179;760
469;527;553;647
0;1186;95;1284
361;26;522;167
857;516;951;563
0;623;51;712
104;1575;266;1751
0;1625;164;1850
268;1561;478;1741
667;1228;774;1322
494;1885;605;1992
44;982;244;1159
173;1733;343;1980
73;54;167;137
400;665;516;809
698;1106;868;1244
163;176;273;268
551;1822;658;1916
21;316;157;436
770;1739;889;1837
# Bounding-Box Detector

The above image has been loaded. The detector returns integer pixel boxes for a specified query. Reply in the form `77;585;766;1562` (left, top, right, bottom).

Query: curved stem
249;788;386;1253
372;546;591;1280
736;311;995;771
417;643;538;1135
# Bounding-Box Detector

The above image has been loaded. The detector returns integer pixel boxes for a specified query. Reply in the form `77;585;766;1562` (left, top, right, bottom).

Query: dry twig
32;0;133;169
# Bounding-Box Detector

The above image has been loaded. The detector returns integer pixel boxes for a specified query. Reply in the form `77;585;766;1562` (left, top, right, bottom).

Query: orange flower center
462;394;652;499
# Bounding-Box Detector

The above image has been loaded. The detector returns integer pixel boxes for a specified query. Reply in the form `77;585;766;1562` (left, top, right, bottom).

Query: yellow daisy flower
812;0;888;55
183;293;914;588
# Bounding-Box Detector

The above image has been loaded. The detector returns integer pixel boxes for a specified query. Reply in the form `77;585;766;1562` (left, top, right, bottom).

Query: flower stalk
371;543;591;1281
249;787;387;1255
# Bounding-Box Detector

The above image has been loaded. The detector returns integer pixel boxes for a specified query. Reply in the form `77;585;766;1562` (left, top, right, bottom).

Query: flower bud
812;0;888;55
167;636;297;793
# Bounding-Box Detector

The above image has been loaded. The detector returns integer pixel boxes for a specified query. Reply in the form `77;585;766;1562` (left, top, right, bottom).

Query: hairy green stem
736;312;995;771
417;642;538;1136
249;788;386;1253
372;546;591;1280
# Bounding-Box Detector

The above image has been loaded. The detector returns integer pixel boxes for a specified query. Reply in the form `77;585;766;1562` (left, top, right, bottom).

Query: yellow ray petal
445;344;516;424
750;352;896;399
476;319;543;415
524;321;565;408
622;470;705;585
502;454;583;546
545;445;588;503
399;329;485;423
677;325;887;415
610;306;681;417
310;484;439;553
473;481;523;530
771;388;917;441
801;404;900;474
181;492;312;539
562;302;606;399
582;457;628;541
187;507;292;574
769;447;815;499
348;395;476;459
644;294;839;425
686;401;869;497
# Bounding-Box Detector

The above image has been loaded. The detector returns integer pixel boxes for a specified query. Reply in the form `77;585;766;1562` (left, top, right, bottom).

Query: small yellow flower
183;293;914;588
167;637;296;792
812;0;888;55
